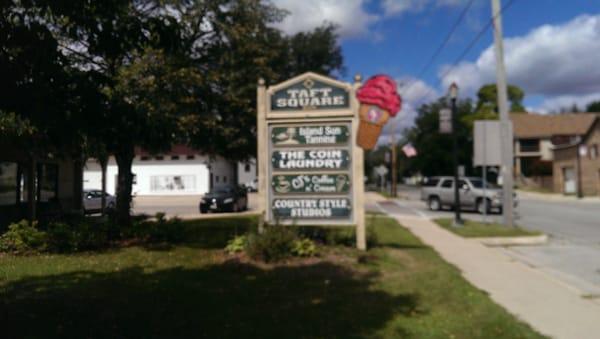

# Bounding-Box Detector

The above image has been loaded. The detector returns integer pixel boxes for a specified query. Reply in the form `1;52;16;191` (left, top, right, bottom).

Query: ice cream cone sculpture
356;75;402;149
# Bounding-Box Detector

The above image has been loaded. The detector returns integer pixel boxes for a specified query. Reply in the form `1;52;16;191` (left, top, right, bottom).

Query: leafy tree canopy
586;100;600;113
476;83;526;114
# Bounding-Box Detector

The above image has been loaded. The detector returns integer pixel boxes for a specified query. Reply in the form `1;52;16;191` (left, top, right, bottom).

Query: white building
84;146;237;196
237;158;257;187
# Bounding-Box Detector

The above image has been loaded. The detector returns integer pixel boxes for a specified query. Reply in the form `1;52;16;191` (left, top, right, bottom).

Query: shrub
145;213;185;243
0;220;47;253
45;222;74;252
291;238;318;257
225;235;247;254
297;226;378;247
246;226;296;262
46;221;109;252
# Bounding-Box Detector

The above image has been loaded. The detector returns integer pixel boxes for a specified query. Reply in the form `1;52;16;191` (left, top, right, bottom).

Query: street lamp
449;83;463;226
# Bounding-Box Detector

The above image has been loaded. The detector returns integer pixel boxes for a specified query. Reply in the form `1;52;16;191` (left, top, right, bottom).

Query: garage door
563;167;576;194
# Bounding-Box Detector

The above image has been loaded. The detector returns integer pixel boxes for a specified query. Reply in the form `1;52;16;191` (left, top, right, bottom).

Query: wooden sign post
257;72;366;250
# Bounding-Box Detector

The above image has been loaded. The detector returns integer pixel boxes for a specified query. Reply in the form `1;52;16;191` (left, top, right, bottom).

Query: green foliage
291;238;318;257
225;235;248;254
142;213;185;243
586;100;600;112
46;221;110;253
0;220;47;253
246;227;297;262
405;98;475;176
476;83;526;114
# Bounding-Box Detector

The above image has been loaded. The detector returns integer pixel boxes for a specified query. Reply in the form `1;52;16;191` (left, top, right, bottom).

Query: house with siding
553;117;600;196
511;113;598;190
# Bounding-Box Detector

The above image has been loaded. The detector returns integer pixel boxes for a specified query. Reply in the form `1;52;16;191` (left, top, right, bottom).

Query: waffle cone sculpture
356;75;402;150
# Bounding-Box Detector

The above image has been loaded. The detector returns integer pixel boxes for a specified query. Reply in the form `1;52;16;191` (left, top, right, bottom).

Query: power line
408;0;518;105
402;0;476;93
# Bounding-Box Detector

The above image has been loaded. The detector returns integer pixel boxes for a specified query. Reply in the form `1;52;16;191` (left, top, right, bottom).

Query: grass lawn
0;214;545;338
435;218;542;238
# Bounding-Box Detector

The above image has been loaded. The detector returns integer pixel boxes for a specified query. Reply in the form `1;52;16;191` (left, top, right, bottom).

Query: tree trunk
99;156;108;216
115;147;135;227
27;155;36;223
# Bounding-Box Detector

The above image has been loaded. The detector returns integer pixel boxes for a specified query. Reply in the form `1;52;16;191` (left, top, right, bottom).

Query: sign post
257;72;366;250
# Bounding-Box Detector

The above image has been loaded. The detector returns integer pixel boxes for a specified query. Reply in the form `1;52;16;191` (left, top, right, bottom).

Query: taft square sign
257;72;367;250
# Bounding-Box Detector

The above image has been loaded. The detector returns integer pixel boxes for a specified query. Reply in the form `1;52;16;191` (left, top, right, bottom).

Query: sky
270;0;600;141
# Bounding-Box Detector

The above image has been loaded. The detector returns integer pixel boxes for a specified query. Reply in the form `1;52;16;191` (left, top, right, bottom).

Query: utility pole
391;118;397;197
449;83;463;226
491;0;514;227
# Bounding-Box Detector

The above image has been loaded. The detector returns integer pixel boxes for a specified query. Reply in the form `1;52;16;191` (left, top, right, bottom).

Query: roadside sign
271;125;350;145
439;108;452;134
474;120;504;166
375;165;388;177
257;72;365;246
272;174;351;194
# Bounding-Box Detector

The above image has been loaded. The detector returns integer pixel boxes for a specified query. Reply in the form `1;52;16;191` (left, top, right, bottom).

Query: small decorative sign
272;125;350;146
272;150;350;170
439;108;452;134
270;78;350;111
272;198;352;218
272;174;351;194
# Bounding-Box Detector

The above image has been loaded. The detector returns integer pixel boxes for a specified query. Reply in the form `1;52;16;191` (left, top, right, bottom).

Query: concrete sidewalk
377;201;600;339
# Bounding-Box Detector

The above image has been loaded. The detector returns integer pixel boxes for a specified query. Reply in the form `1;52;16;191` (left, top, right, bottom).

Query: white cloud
535;93;600;114
378;77;440;143
271;0;378;38
440;15;600;101
382;0;470;16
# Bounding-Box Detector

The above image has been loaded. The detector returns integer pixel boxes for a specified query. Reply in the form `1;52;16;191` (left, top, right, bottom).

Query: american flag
402;143;417;158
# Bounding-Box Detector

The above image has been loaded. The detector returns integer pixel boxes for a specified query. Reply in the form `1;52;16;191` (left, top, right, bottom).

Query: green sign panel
272;198;352;219
272;174;351;194
270;78;350;111
272;150;350;170
272;125;350;146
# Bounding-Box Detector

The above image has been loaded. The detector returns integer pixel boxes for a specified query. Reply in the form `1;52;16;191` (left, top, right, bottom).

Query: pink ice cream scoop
356;75;402;116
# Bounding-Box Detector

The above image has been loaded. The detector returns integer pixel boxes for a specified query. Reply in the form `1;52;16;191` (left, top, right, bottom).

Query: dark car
199;185;248;213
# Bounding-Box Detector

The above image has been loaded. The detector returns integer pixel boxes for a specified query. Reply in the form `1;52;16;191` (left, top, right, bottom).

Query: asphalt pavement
389;185;600;297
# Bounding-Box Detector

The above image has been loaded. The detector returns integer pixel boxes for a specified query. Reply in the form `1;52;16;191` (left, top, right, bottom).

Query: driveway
386;185;600;297
132;192;258;219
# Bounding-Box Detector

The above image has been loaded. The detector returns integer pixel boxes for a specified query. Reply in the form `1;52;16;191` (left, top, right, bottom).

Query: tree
475;84;526;114
2;0;345;226
586;100;600;113
405;98;475;177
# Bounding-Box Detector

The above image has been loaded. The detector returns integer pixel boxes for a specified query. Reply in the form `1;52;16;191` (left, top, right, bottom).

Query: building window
155;156;164;161
244;164;251;172
590;144;598;160
215;176;219;183
171;155;180;160
0;162;18;206
140;156;150;161
150;175;196;192
186;155;195;160
223;176;227;183
519;139;540;153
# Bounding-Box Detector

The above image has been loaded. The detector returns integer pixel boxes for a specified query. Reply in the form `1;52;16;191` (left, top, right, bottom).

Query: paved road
387;186;600;297
132;193;258;219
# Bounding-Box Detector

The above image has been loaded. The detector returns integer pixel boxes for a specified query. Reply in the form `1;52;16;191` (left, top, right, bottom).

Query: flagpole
391;118;397;198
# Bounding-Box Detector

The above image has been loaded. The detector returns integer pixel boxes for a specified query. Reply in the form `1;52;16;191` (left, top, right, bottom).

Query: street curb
517;190;600;204
474;234;548;247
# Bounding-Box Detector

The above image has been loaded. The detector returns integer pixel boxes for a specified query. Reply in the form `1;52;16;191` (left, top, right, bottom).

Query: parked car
244;179;258;192
199;185;248;213
420;176;517;214
83;189;116;214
